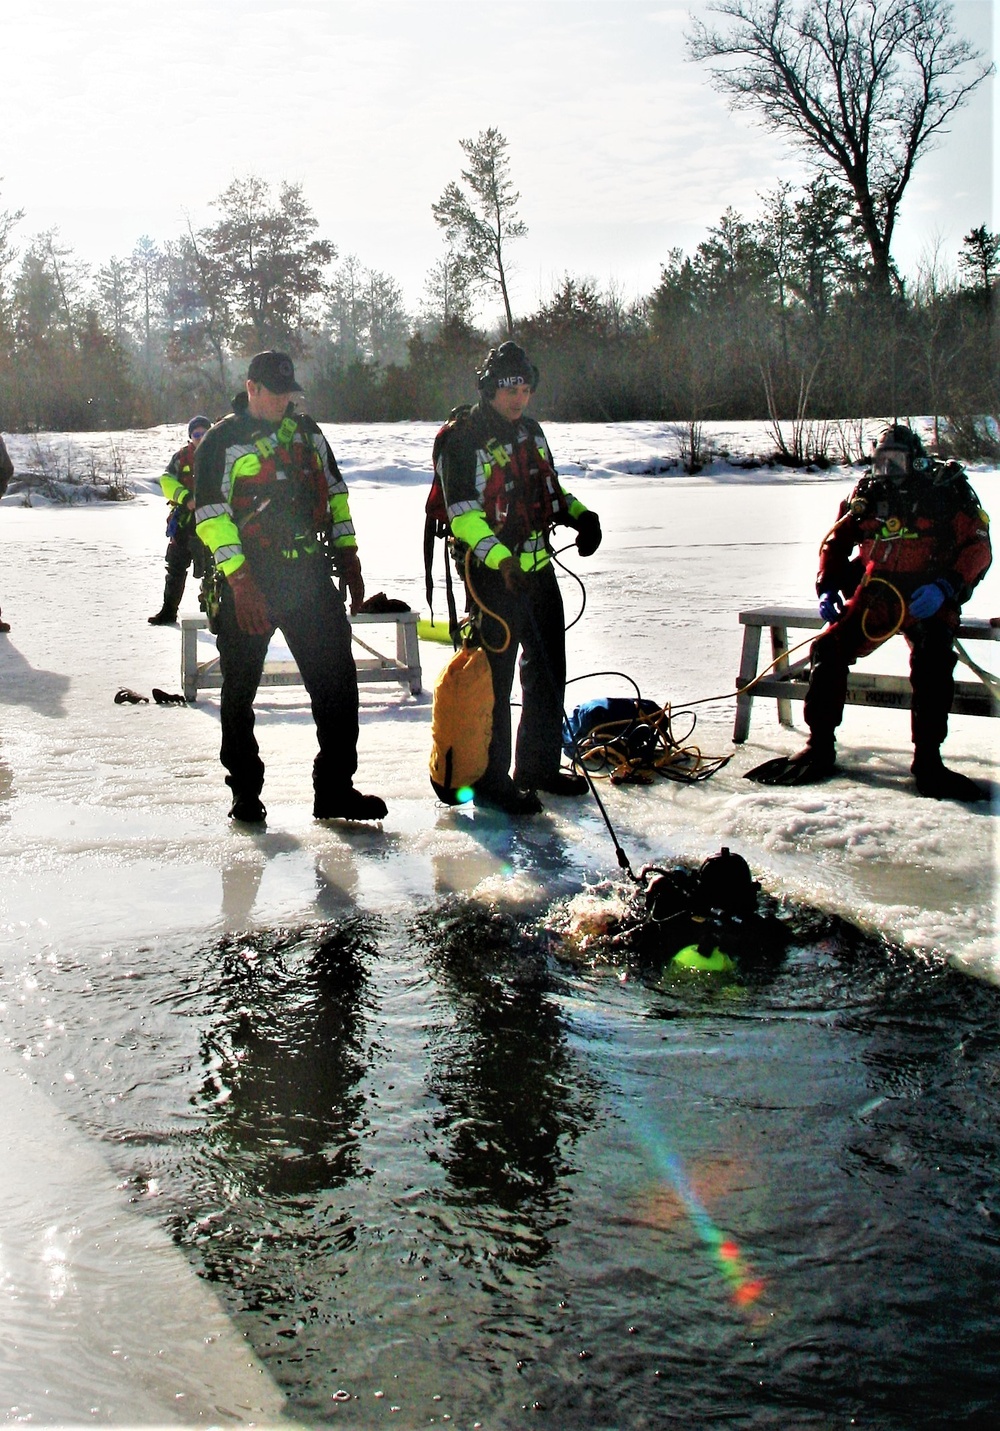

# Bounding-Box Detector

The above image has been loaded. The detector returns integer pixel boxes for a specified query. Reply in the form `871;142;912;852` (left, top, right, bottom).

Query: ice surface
1;418;994;976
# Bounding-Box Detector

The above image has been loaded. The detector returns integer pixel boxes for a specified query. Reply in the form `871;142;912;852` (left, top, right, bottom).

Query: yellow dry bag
429;645;494;805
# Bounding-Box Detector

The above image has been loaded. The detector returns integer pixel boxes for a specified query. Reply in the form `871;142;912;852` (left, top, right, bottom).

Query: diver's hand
909;579;954;620
818;590;844;624
498;555;529;596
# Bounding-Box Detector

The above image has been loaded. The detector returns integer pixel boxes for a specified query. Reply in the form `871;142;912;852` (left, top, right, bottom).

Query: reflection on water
414;901;600;1264
3;897;1000;1428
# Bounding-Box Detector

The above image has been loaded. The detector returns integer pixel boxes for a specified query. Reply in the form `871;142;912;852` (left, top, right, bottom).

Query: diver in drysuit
746;425;992;802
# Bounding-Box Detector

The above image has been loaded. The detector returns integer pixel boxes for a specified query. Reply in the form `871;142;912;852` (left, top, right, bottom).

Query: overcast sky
3;0;994;322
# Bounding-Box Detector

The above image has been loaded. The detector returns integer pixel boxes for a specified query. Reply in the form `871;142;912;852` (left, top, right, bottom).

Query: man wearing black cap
438;341;603;816
148;414;212;625
194;350;386;825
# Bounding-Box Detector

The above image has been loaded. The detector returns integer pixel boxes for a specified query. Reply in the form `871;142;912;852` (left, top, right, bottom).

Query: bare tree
687;0;991;294
432;128;527;335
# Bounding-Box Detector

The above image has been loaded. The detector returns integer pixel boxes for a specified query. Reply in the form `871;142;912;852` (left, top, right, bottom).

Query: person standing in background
148;415;212;625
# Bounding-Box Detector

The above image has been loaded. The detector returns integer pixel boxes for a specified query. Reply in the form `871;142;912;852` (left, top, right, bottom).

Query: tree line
0;0;993;454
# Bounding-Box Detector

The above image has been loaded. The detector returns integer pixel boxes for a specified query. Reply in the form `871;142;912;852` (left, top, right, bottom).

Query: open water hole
4;898;1000;1430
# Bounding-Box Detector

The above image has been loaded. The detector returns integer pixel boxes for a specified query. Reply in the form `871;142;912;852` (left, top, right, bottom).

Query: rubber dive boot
229;792;267;824
745;743;837;786
522;770;589;797
473;780;543;817
314;788;387;821
911;756;989;803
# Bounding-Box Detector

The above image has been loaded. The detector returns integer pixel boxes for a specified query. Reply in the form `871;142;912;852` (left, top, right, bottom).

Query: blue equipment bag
562;697;663;761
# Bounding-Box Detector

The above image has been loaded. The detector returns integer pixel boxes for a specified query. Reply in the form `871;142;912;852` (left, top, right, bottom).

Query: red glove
336;548;365;614
227;565;272;635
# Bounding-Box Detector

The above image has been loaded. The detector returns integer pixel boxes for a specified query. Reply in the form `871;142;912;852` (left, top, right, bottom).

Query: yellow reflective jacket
194;397;356;577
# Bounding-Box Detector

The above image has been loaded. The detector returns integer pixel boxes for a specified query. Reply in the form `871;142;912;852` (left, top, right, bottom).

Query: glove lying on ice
818;590;844;623
334;547;365;615
908;579;954;620
573;510;602;557
228;565;272;636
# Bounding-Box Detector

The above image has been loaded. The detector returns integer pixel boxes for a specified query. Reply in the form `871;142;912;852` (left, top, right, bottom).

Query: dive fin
744;748;836;786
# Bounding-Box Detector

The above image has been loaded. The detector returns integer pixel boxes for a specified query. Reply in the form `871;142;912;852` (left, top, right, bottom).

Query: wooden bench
733;605;998;743
180;611;422;703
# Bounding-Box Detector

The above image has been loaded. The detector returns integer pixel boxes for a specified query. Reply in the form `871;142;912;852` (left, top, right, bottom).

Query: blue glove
908;579;955;620
818;590;844;623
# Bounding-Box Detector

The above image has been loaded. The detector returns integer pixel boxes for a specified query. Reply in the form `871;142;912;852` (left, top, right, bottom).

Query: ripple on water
3;897;1000;1428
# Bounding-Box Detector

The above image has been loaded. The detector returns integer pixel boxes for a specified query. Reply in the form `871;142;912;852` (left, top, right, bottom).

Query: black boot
149;552;188;625
473;778;543;816
314;787;387;821
229;792;267;823
911;752;989;803
518;769;589;797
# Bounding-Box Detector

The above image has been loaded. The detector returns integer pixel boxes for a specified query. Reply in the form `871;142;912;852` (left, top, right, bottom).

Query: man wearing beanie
194;351;386;826
438;341;603;816
148;414;212;625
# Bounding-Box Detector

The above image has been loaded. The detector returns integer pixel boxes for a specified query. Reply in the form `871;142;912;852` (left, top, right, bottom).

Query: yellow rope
462;546;511;654
569;704;730;784
859;575;907;645
680;577;910;714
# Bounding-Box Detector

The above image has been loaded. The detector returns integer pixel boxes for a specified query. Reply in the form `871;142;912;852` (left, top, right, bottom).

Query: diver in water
558;848;789;978
636;847;789;976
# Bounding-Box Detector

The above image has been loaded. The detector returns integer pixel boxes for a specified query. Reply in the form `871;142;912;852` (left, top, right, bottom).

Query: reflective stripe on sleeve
195;502;231;525
447;499;479;520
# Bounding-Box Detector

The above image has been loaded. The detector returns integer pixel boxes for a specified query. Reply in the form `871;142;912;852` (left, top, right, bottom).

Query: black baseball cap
247;350;303;394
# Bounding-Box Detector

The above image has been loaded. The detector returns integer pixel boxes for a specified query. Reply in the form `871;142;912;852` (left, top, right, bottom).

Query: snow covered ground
0;416;996;1419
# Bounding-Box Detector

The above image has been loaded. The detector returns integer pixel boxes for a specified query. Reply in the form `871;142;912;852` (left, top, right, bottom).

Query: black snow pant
216;556;359;801
804;589;959;758
159;527;204;618
467;560;567;791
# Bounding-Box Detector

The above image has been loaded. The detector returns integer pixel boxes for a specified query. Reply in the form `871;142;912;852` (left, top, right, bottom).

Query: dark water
6;897;1000;1430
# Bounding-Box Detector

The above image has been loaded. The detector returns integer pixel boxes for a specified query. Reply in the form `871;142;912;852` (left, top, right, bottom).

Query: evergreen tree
432;128;526;336
957;226;1000;301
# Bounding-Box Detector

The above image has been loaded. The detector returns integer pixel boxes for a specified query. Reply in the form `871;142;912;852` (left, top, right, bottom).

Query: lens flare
631;1112;767;1313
